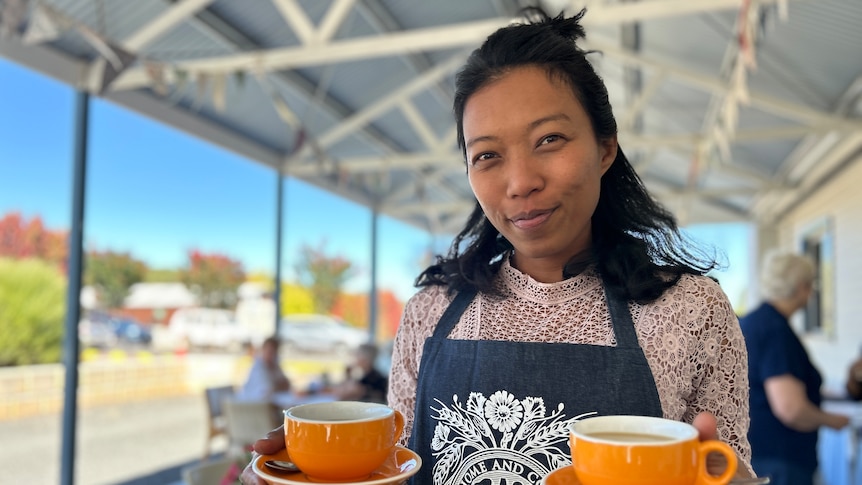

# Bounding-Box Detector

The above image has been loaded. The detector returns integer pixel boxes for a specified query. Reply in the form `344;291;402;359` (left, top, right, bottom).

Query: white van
167;307;250;351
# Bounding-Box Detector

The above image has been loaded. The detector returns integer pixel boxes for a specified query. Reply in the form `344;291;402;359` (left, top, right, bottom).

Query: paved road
0;394;215;485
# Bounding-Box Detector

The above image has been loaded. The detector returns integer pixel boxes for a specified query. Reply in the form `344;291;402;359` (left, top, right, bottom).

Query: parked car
167;307;250;351
278;314;369;353
79;311;151;348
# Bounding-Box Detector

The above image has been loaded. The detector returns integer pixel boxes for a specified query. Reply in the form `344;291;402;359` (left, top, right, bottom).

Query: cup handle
392;410;405;445
695;440;738;485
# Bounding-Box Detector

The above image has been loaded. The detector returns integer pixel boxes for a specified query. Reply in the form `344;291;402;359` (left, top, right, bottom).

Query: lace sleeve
683;276;753;473
387;286;451;445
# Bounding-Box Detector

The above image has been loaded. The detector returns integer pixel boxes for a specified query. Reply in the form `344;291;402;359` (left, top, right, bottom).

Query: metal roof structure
2;0;862;235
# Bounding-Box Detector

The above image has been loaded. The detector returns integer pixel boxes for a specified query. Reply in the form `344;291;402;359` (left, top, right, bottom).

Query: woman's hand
240;425;286;485
692;412;752;479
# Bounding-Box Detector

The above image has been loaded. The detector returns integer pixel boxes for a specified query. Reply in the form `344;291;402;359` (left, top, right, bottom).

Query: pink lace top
389;259;752;469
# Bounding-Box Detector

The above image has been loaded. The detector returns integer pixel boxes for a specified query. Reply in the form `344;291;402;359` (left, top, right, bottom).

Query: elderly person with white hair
741;251;850;485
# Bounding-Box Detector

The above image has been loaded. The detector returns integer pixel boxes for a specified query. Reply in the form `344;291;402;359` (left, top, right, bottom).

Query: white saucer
252;445;421;485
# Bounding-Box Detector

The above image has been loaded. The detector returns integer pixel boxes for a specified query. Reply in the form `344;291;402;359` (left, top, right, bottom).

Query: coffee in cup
569;415;737;485
284;401;405;481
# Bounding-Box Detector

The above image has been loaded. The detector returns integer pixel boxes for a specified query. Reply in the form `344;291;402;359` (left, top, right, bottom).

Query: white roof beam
301;53;465;154
110;19;500;91
272;0;316;45
110;0;809;92
399;100;444;151
620;70;666;131
317;0;357;43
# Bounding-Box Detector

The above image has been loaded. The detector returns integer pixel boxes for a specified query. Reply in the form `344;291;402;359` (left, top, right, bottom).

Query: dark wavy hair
416;7;718;303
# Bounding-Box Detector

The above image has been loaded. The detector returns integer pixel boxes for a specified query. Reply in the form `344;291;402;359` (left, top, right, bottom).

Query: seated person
333;343;388;403
238;335;337;410
236;335;291;403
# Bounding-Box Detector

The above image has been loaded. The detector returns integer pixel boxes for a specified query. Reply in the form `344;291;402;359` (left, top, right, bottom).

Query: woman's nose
505;155;544;198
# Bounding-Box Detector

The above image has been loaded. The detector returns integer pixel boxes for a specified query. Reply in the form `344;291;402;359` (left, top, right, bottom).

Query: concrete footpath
0;394;218;485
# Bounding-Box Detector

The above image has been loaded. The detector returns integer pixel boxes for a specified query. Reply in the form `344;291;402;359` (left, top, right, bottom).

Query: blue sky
0;58;751;308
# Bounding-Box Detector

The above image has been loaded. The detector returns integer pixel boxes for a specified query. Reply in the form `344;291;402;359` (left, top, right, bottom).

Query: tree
0;212;68;271
0;258;65;366
84;250;148;309
181;249;246;308
332;289;405;340
294;242;355;314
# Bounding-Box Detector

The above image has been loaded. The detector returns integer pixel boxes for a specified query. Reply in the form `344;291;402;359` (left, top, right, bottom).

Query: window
800;217;835;336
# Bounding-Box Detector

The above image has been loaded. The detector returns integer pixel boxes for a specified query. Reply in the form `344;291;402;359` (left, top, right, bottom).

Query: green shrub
0;258;66;366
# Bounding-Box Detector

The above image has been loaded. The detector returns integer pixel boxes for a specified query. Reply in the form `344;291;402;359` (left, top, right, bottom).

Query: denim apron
407;287;663;485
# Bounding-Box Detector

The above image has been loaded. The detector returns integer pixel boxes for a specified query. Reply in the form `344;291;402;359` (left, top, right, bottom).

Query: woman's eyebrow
528;113;571;130
466;113;572;149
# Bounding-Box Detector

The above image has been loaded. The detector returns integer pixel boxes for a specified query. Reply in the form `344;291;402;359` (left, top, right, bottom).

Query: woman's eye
539;134;562;146
472;152;496;164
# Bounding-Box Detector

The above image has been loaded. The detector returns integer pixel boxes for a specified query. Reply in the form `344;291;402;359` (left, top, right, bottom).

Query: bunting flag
193;72;210;111
98;42;136;94
732;59;749;105
22;3;61;45
712;126;731;165
0;0;28;39
211;72;227;112
722;95;739;136
145;62;169;96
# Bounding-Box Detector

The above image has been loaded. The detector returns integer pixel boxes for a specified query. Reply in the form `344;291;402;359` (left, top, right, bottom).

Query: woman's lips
510;209;553;229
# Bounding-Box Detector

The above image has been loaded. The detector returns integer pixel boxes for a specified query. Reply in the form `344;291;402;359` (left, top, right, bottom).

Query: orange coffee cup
284;401;405;481
569;415;737;485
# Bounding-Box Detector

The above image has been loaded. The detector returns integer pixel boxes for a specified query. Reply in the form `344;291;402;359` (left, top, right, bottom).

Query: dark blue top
740;302;822;472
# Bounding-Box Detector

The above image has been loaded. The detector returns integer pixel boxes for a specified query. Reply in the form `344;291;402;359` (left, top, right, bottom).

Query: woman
741;252;849;485
242;8;752;484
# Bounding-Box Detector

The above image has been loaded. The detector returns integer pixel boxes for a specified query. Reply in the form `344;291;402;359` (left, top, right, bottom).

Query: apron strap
605;288;639;348
431;287;478;339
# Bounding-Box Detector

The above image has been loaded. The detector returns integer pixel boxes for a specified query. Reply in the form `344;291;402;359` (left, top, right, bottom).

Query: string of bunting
710;0;789;166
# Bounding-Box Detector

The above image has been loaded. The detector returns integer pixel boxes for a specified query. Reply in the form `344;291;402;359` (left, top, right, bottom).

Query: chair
181;457;234;485
223;398;280;460
203;385;235;461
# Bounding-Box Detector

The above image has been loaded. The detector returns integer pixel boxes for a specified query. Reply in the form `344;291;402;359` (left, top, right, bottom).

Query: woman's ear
599;136;618;175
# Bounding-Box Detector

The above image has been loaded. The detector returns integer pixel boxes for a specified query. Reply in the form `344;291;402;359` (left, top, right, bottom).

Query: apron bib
407;286;663;485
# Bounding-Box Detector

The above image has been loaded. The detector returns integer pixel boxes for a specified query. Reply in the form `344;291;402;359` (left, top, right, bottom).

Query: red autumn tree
378;289;405;339
0;212;68;271
180;249;246;309
331;288;404;341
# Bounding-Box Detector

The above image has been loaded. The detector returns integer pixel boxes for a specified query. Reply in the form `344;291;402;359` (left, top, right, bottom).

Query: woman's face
463;66;616;282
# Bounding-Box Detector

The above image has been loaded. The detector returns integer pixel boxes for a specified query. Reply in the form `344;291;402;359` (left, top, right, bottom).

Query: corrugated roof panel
209;0;303;48
369;108;425;153
733;138;799;174
641;11;729;79
143;21;237;61
748;0;862;111
378;0;499;30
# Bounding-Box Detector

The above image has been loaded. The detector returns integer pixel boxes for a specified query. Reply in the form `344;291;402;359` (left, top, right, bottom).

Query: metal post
274;172;284;335
368;207;379;342
60;90;89;485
